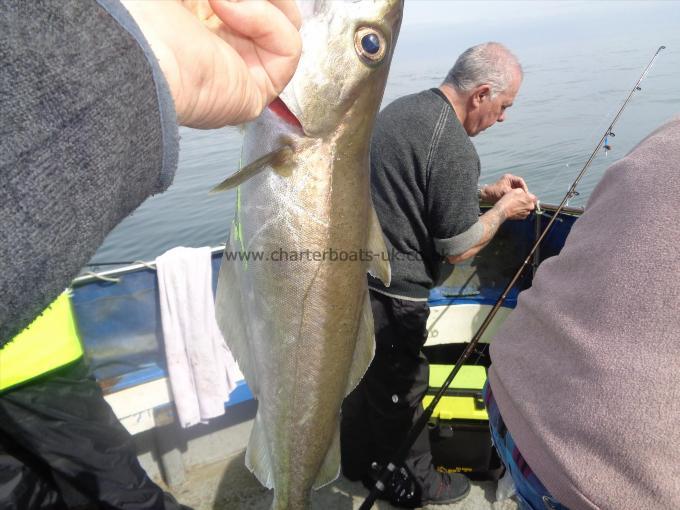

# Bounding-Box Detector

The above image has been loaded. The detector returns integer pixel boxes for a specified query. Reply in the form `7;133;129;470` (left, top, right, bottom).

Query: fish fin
345;290;375;396
245;412;274;489
215;224;259;394
366;205;391;286
210;145;295;193
313;423;341;489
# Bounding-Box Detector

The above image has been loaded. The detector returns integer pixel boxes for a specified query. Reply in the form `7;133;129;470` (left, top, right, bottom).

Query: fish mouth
268;97;303;132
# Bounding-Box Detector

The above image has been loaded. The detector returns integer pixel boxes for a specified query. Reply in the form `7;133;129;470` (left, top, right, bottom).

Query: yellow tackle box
425;364;502;480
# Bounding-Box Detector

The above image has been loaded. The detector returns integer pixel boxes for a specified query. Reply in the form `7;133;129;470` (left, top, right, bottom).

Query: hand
122;0;302;128
496;188;537;220
480;173;530;203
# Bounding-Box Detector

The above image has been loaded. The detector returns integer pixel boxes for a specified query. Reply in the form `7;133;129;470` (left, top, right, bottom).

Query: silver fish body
215;2;403;508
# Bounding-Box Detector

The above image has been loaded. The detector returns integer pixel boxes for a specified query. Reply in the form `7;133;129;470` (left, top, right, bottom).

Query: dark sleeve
425;115;482;257
0;0;179;344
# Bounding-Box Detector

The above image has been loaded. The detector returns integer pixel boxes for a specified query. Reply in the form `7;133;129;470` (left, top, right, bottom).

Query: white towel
156;246;243;428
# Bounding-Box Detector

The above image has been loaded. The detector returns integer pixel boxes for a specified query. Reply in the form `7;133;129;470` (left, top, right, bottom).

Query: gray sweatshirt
0;0;178;345
489;117;680;509
368;89;483;299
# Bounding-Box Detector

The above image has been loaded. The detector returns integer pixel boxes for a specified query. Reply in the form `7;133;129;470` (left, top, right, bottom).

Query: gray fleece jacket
489;117;680;509
0;0;178;345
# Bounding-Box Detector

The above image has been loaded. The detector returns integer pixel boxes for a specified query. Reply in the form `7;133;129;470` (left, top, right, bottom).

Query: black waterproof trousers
341;290;433;483
0;359;187;510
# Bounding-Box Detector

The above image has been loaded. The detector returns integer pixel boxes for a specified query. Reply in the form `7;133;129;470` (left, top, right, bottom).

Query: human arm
444;171;535;264
446;188;536;264
0;0;301;343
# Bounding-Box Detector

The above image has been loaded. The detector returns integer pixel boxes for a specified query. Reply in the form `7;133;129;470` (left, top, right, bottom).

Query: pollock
213;1;403;508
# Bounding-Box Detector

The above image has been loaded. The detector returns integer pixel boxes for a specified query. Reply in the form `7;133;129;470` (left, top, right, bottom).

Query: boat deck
161;448;518;510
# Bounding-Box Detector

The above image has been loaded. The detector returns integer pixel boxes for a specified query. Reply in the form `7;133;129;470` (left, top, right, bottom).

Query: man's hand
480;173;529;203
122;0;302;128
496;188;537;220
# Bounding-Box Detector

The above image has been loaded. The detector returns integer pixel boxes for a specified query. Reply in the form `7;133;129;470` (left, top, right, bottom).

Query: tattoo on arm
480;207;504;241
446;207;506;264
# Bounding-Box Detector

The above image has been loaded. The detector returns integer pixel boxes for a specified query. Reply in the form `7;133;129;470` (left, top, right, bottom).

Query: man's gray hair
444;42;522;97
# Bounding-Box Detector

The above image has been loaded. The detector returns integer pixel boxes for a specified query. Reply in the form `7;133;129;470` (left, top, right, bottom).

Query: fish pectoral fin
209;144;295;193
366;205;392;286
345;290;375;396
313;423;341;489
245;412;275;489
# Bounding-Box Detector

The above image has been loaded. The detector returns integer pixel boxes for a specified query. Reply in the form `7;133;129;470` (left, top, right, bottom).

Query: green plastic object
0;292;83;392
423;364;488;421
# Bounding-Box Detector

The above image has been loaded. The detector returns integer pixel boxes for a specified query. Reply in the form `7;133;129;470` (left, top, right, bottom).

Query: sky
400;0;674;29
391;1;680;69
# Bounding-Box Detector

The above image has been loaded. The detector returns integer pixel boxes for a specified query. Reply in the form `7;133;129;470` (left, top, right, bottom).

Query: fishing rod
359;44;665;510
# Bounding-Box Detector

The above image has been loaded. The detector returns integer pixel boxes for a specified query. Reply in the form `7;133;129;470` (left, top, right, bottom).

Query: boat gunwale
72;245;226;286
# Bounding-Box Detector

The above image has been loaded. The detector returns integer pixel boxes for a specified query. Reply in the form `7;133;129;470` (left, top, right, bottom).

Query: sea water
91;1;680;265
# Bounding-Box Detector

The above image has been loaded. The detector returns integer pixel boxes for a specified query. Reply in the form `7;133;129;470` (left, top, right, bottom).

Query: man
486;118;680;509
0;1;301;508
341;42;536;507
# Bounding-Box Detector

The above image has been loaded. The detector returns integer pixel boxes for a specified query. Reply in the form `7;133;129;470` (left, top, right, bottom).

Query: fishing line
535;68;636;205
359;45;666;510
536;100;615;207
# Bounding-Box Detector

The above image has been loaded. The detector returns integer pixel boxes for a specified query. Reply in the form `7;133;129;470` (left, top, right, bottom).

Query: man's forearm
446;205;506;264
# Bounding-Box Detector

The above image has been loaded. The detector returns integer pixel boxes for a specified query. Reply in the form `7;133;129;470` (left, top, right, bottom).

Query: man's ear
471;84;491;107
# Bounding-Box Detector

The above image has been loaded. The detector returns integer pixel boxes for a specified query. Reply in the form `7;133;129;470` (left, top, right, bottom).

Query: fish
213;1;403;508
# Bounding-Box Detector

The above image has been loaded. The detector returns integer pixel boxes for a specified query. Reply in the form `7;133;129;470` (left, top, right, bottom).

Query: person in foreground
340;42;536;507
0;1;300;508
486;117;680;509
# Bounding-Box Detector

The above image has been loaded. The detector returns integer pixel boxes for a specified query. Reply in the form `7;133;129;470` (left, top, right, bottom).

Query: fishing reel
364;461;423;508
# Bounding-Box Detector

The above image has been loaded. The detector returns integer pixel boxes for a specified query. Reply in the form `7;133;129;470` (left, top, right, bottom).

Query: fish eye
363;33;380;54
354;27;387;64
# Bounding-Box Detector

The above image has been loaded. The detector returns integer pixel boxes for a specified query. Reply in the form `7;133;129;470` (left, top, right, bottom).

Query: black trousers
341;290;433;483
0;359;186;510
